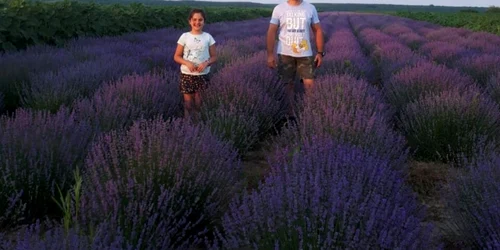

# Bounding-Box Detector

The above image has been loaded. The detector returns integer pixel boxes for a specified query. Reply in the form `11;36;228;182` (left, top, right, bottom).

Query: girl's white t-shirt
177;32;216;75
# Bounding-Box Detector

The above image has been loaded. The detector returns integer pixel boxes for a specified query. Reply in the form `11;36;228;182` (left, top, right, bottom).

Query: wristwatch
317;51;325;56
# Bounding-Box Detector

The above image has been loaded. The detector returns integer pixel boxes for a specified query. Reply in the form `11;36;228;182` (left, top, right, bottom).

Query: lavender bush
442;154;500;249
200;53;286;154
0;92;4;114
372;42;424;81
20;54;149;112
213;137;432;249
424;27;471;42
486;73;500;106
398;32;426;50
455;54;500;87
269;74;408;170
384;60;477;114
79;117;242;249
73;70;180;133
211;51;285;102
418;41;470;66
0;50;77;111
0;220;131;250
398;88;500;164
320;26;375;81
199;105;261;155
0;108;95;228
457;37;500;55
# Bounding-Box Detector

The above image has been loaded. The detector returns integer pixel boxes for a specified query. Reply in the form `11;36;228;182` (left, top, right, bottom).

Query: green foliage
459;9;479;13
393;11;500;35
0;0;272;52
486;6;500;13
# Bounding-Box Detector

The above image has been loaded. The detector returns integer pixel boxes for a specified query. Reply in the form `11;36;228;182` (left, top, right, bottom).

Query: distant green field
394;11;500;35
26;0;489;13
1;0;496;52
0;0;272;52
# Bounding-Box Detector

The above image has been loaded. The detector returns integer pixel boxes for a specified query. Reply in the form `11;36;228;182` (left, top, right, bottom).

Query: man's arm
267;23;278;56
311;23;324;53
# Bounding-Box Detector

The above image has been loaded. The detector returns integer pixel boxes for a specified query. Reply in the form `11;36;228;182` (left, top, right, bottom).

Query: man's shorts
277;54;316;84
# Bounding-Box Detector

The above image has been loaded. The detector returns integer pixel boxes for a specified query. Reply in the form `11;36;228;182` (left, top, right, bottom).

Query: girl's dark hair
188;8;206;21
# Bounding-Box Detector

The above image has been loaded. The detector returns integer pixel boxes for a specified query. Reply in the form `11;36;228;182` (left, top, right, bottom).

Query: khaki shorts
277;54;316;84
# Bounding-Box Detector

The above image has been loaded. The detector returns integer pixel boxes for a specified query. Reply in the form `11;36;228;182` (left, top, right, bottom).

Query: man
266;0;324;118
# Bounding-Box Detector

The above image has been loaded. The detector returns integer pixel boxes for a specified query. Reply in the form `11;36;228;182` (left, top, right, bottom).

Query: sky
205;0;496;7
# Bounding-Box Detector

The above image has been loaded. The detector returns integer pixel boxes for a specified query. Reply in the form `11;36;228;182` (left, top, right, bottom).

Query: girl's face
189;13;205;32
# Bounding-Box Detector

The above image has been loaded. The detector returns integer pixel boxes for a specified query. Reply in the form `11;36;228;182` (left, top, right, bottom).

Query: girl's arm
173;44;189;65
196;44;216;72
174;44;196;72
206;44;217;66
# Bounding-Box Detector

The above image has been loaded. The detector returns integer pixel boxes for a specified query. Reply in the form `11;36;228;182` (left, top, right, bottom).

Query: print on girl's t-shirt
177;32;215;75
185;37;203;62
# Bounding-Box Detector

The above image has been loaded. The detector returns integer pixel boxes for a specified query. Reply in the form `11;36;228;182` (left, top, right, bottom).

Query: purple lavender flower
320;25;375;81
0;107;96;227
0;50;77;111
80;117;241;249
418;41;470;66
0;220;131;250
425;27;471;42
455;54;500;87
486;73;500;106
21;54;149;112
457;37;500;55
269;74;408;170
398;32;426;49
381;23;414;36
442;154;500;249
73;70;181;132
373;42;425;81
0;92;4;114
213;138;431;249
398;88;500;164
385;60;478;114
467;31;500;46
200;52;286;154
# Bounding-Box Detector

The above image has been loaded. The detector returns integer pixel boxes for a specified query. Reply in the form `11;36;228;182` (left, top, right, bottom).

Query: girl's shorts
179;73;210;94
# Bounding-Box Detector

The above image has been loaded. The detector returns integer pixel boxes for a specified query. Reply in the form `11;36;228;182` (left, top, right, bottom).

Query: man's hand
267;54;277;69
314;54;323;68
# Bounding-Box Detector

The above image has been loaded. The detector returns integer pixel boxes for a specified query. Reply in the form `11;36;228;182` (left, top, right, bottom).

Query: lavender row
350;15;500;165
350;14;500;248
198;51;287;155
368;14;500;55
318;15;375;82
441;154;500;249
71;70;181;133
369;15;500;87
0;114;244;249
0;18;274;113
213;138;431;249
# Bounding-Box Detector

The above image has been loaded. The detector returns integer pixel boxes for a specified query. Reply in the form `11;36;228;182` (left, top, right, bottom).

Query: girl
174;8;217;119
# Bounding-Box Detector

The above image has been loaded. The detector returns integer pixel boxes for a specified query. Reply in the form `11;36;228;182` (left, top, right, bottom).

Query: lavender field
0;11;500;249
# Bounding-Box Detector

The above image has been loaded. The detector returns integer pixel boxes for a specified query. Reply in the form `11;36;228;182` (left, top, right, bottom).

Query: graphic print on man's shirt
284;10;309;54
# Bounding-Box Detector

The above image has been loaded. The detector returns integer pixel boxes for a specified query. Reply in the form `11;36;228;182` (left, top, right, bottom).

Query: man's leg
298;56;316;95
277;54;297;117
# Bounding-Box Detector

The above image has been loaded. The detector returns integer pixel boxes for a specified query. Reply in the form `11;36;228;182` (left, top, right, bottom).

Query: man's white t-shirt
270;1;320;57
177;32;216;75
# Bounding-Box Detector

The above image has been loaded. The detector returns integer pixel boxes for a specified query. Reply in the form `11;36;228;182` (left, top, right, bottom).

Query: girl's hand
185;61;197;72
196;61;209;72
